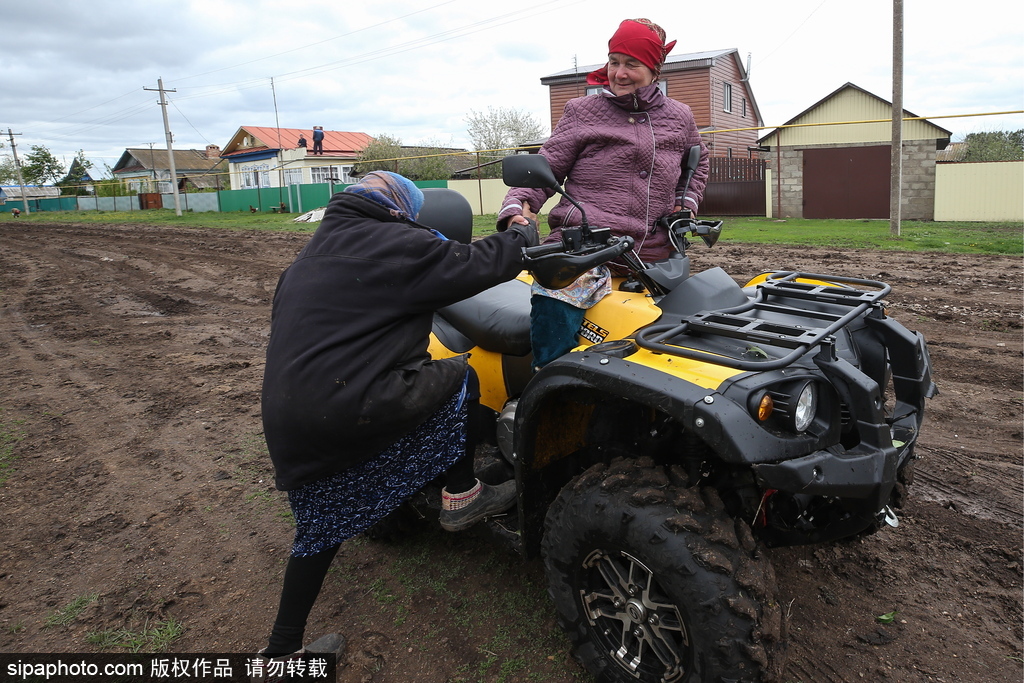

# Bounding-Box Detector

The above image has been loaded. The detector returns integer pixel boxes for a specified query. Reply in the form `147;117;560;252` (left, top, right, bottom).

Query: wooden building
540;48;763;159
112;146;228;193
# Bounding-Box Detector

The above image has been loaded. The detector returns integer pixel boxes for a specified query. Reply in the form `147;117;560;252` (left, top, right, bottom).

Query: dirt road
0;220;1020;682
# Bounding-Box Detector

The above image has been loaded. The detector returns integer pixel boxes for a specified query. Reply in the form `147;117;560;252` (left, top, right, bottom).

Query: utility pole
890;0;904;237
144;78;182;216
6;129;30;215
271;77;285;206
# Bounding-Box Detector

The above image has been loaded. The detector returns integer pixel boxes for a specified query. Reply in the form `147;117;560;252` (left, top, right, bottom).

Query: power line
172;0;460;83
168;0;585;100
758;0;831;66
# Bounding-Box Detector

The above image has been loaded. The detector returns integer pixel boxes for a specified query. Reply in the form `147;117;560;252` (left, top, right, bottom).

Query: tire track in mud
0;223;300;650
2;223;1021;680
913;445;1023;527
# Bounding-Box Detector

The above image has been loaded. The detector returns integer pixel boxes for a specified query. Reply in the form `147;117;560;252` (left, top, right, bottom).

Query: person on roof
311;126;324;155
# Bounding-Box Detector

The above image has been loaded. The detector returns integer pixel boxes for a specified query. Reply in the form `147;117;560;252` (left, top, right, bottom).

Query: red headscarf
587;19;676;86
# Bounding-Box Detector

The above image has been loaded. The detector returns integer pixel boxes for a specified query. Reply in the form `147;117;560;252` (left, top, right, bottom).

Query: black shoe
439;480;517;532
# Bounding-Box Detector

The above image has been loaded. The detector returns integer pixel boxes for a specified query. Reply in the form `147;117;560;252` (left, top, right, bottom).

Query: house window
586;86;602;96
241;167;271;188
284;168;303;186
742;97;747;117
723;83;733;113
310;167;332;184
311;165;355;184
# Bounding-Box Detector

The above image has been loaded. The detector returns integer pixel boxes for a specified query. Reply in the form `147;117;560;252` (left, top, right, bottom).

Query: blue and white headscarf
344;171;424;219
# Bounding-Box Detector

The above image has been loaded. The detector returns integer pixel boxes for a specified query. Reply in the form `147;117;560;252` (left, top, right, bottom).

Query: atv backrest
418;188;473;244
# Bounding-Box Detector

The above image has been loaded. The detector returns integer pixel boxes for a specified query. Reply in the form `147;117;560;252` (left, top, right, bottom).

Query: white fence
451;162;1023;223
934;161;1023;222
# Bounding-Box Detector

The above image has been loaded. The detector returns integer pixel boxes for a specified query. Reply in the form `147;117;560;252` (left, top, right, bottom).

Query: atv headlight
792;381;816;433
762;380;818;434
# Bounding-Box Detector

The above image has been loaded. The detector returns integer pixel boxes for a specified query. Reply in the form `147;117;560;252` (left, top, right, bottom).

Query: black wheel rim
578;549;689;682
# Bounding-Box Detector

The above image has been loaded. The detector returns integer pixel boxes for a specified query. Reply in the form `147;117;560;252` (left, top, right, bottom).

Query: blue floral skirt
287;386;467;557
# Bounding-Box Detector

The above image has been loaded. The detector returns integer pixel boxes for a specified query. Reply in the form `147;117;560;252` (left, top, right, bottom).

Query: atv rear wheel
542;458;784;682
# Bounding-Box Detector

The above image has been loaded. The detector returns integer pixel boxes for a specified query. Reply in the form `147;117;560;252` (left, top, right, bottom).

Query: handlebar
524;233;634;290
524;242;567;259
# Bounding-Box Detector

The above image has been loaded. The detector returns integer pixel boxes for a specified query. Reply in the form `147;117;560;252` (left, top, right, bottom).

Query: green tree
57;150;94;195
962;130;1024;162
0;142;17;184
21;144;65;186
465;107;546;178
352;134;404;177
352;135;456;181
401;137;458;181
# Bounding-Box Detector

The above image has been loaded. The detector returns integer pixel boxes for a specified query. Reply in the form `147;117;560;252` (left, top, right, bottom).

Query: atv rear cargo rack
635;272;891;371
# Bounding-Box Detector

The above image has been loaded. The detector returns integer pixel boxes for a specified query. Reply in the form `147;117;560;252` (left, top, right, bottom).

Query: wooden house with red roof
219;126;372;191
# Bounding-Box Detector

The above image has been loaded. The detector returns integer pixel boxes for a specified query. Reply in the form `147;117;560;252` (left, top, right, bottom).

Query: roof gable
112;148;226;174
759;82;952;146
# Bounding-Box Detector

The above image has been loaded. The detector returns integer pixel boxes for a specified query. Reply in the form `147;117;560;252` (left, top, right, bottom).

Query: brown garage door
803;146;890;219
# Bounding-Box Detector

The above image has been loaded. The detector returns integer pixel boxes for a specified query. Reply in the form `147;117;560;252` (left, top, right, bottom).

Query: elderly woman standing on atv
255;171;538;668
498;18;709;368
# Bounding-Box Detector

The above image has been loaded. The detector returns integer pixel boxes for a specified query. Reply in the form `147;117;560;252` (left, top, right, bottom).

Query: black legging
265;370;480;655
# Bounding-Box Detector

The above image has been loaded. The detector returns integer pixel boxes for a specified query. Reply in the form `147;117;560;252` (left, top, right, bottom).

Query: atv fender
512;352;813;555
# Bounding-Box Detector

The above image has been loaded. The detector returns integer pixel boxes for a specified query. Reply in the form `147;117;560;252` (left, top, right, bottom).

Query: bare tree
465;107;546;153
465;107;546;178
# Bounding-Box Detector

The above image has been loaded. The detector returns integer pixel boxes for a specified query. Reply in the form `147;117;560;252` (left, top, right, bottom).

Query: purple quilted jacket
499;83;709;267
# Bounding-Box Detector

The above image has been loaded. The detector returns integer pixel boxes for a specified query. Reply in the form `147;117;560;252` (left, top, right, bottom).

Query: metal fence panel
934;161;1023;221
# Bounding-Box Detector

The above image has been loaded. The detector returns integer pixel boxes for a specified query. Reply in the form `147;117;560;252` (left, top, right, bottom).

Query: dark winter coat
261;191;528;490
499;83;709;266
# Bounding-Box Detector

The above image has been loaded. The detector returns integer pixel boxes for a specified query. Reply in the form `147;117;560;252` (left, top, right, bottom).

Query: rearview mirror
502;154;558;189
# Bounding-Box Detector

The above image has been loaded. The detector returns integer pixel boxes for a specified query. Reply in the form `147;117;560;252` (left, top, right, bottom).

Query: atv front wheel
542;458;784;682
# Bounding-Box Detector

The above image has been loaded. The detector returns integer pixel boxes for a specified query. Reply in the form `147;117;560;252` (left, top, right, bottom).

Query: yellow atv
402;152;936;683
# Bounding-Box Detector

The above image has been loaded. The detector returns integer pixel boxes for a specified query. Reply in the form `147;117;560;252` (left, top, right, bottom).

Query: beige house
759;83;951;220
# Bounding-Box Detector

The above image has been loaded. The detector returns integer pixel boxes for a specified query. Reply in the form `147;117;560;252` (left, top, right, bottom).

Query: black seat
436;279;532;356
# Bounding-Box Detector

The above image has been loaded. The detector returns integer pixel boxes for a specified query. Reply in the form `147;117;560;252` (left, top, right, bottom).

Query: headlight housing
792;381;816;432
752;380;818;434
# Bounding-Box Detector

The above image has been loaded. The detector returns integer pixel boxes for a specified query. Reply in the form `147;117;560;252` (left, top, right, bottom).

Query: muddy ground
0;220;1020;683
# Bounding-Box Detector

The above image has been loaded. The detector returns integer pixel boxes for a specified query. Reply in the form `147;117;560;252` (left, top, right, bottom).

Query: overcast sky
2;0;1021;177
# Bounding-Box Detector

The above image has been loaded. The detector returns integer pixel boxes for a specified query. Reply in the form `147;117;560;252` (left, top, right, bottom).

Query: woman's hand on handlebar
507;201;536;227
506;217;539;247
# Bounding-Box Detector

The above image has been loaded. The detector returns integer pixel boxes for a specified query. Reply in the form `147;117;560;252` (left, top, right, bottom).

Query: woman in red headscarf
498;18;710;368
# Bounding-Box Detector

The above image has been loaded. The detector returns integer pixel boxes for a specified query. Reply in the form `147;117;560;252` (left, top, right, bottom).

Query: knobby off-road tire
542;457;784;683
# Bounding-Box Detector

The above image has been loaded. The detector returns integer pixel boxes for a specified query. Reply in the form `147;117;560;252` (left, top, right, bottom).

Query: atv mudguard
510;307;936;556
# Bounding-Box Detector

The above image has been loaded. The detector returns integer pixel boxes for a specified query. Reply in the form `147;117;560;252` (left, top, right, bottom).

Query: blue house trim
226;149;279;163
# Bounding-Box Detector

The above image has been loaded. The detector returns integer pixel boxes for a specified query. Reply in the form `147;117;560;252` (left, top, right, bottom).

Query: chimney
206;144;222;159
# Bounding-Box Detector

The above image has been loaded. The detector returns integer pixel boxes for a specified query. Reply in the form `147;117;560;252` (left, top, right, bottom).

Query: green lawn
5;209;1021;255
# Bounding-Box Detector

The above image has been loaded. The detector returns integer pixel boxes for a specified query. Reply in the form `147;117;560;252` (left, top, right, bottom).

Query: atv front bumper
753;317;935;513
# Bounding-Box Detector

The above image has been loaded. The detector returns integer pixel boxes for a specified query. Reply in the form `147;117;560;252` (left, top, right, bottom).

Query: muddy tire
542;457;784;682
